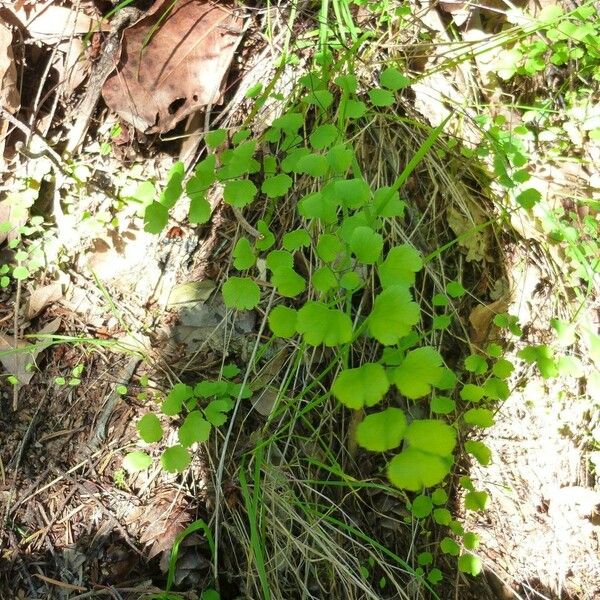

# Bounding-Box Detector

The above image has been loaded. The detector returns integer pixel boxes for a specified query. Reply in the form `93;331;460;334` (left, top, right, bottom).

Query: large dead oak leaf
102;0;242;134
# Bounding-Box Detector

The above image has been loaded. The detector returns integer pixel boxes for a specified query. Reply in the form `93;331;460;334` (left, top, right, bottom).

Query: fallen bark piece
102;0;243;134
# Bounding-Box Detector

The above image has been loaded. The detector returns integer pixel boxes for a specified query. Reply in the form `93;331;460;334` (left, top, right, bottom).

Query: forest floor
0;1;599;600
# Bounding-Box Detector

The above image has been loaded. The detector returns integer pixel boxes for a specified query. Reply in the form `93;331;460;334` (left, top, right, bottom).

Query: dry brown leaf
102;0;242;133
0;317;60;386
1;20;20;157
469;298;509;346
11;2;98;40
447;199;492;262
26;282;63;320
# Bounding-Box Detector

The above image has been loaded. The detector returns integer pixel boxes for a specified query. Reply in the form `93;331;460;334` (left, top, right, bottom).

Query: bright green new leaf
144;201;168;234
492;358;514;379
123;451;152;472
417;552;433;566
516;188;542;209
446;281;466;298
159;162;184;208
326;144;354;174
298;191;337;223
316;233;343;262
272;112;304;132
411;495;433;518
355;407;406;451
333;178;370;208
302;89;333;109
464;408;494;427
332;363;389;409
266;250;293;272
465;490;489;511
368;285;420;345
460;384;484;403
378;245;423;288
296;302;353;346
223;179;258;208
432;487;448;505
349;226;383;264
281;147;310;172
463;532;480;550
162;383;194;416
482;377;509;400
369;88;395;107
373;187;405;217
342;99;367;119
393;347;445;399
232;237;256;270
464;354;488;374
465;440;492;465
440;537;460;556
271;267;306;297
129;181;155;204
12;265;29;280
188;195;212;224
405;419;456;456
282;229;311;251
296;153;329;177
428;569;443;585
310;124;339;149
380;67;411;91
204;399;231;426
262;174;293;198
433;508;452;525
268;305;297;338
312;266;338;293
334;74;357;94
256;220;275;251
178;411;212;446
222;277;260;310
205;129;227;148
432;293;449;307
387;448;452;491
458;554;482;576
137;413;163;443
340;271;361;290
433;315;451;330
161;445;191;472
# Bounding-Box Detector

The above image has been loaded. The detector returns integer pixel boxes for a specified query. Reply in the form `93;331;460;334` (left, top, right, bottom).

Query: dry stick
65;7;142;155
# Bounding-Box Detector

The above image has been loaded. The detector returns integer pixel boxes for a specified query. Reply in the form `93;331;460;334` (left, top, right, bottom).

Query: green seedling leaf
458;554;482;576
232;237;256;270
492;358;514;379
373;186;405;217
272;112;304;132
482;377;509;400
433;508;452;525
342;99;367;119
355;407;406;451
282;229;311;251
334;74;357;94
465;491;489;511
302;89;334;109
256;220;275;251
188;195;212;224
179;411;212;446
262;155;277;176
334;178;370;208
12;265;29;280
517;344;558;378
550;318;576;347
231;129;251;144
340;271;361;290
333;363;389;409
312;266;338;293
460;384;484;403
380;67;411;90
417;552;433;566
411;495;433;518
316;233;343;262
432;488;448;505
326;144;354;173
516;188;542;209
463;532;480;550
393;347;445;399
368;285;420;345
268;305;297;338
387;448;452;491
440;537;460;556
433;315;451;330
129;181;155;204
405;419;457;456
204;399;231;426
195;380;229;397
123;451;152;472
221;364;240;378
271;267;306;297
298;191;337;223
428;569;443;585
464;355;488;374
161;445;191;473
349;226;383;264
493;313;522;336
296;153;329;177
464;408;494;427
222;277;260;310
486;343;503;358
310;124;339;149
465;440;492;466
369;88;395;107
378;245;422;287
266;250;294;272
137;413;163;443
432;293;448;307
223;179;258;208
205;129;227;148
144;201;168;234
262;173;293;198
159;162;184;208
296;302;353;346
446;281;466;298
162;383;194;416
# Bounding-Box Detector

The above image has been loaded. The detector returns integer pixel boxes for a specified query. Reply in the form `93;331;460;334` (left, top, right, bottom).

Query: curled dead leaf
26;282;63;320
102;0;243;134
469;298;509;346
